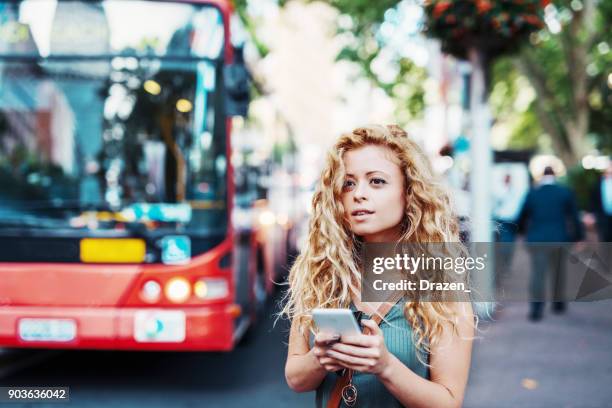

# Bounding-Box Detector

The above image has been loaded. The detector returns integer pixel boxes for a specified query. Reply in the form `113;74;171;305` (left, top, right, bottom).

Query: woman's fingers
319;356;346;372
319;356;337;365
323;364;344;372
337;333;379;347
314;332;340;346
326;349;373;367
329;342;380;359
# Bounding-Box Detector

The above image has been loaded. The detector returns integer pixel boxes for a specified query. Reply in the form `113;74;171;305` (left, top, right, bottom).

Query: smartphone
312;308;362;337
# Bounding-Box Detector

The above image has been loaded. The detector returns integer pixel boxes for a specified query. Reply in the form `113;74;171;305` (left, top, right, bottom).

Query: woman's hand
312;332;347;373
324;319;392;377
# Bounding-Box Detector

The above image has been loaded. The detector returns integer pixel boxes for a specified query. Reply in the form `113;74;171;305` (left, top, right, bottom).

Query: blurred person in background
589;162;612;243
280;125;476;408
518;166;584;321
492;173;524;284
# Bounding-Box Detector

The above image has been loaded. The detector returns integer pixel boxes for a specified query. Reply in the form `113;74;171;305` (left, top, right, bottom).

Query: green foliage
489;57;541;150
272;137;297;164
461;0;611;160
585;0;612;155
323;0;427;122
392;59;427;122
507;108;542;150
231;0;270;57
514;0;611;162
563;165;600;211
590;82;612;155
327;0;399;32
286;0;609;160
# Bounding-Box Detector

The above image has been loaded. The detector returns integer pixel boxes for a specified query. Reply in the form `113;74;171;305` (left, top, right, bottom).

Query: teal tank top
310;300;430;408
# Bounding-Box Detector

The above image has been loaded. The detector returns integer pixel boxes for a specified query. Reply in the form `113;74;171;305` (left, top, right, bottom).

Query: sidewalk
465;300;612;408
464;243;612;408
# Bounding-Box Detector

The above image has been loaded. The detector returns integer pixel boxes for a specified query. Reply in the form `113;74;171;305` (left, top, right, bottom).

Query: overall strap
326;291;404;408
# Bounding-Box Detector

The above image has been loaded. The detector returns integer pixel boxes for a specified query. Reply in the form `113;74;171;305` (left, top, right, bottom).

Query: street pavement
465;240;612;408
465;299;612;408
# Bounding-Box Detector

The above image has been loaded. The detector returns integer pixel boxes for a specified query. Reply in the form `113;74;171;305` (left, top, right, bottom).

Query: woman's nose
353;181;368;201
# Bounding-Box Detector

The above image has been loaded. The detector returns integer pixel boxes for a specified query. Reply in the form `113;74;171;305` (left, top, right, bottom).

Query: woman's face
341;144;406;242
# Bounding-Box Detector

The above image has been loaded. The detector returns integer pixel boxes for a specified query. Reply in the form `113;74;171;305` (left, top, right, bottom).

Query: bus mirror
223;47;250;117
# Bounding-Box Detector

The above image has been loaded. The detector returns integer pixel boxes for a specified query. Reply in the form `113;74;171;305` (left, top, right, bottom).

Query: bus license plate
18;318;77;342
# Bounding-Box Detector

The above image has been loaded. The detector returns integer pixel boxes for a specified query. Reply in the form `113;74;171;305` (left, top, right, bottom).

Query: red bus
0;0;297;351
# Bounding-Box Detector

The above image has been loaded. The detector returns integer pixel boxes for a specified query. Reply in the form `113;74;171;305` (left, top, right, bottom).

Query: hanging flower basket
423;0;549;60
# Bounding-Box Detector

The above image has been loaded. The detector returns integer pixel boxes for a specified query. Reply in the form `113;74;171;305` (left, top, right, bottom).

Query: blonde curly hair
277;124;476;364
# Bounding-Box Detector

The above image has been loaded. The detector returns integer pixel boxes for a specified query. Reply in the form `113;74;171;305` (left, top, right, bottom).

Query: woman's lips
351;210;374;220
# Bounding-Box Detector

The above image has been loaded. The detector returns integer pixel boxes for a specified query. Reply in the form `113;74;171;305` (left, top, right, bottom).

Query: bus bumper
0;303;241;351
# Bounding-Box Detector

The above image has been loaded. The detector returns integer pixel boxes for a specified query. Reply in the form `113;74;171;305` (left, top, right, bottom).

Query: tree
302;0;428;122
513;0;611;165
278;0;610;166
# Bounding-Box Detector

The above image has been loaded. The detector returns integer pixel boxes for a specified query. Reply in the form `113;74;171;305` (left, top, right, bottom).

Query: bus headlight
194;278;229;300
140;280;162;303
165;277;191;303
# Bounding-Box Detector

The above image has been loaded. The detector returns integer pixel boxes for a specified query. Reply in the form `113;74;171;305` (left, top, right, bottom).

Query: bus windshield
0;1;228;234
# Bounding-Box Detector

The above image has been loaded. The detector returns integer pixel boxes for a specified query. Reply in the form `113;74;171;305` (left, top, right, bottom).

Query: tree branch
517;51;572;126
515;58;576;165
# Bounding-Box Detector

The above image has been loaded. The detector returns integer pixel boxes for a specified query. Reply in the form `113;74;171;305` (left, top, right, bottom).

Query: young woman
280;124;476;408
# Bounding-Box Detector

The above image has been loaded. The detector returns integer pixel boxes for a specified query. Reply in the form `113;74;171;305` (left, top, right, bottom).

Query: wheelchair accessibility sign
161;235;191;265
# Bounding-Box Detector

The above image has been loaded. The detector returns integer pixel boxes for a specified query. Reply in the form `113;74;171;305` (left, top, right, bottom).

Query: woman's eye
371;178;386;185
343;180;355;189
